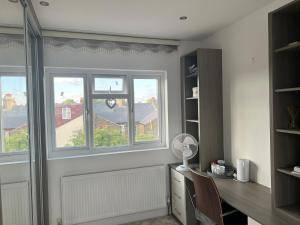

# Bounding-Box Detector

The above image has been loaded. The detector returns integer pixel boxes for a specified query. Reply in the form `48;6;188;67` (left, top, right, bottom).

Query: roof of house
3;106;27;130
94;102;157;124
3;102;157;130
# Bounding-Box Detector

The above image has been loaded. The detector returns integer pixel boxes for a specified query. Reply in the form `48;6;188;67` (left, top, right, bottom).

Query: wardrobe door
0;1;32;225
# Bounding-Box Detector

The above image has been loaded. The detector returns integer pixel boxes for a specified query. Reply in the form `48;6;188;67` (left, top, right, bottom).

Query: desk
169;164;298;225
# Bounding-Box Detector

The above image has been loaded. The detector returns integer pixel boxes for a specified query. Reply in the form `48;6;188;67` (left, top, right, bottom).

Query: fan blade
173;139;184;151
183;136;196;145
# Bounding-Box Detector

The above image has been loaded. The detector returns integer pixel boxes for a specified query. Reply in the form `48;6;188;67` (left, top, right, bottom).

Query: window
134;78;160;142
0;75;29;154
94;77;126;93
53;77;86;148
45;69;166;158
62;107;71;120
92;98;129;148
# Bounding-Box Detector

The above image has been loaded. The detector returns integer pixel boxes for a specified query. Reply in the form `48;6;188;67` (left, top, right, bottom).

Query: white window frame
45;68;168;159
0;66;30;163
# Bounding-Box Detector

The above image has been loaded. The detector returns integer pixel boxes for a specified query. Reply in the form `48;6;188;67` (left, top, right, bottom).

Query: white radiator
1;181;31;225
61;165;167;225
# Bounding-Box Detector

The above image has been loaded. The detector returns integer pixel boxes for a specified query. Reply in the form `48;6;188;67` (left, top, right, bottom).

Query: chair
191;170;247;225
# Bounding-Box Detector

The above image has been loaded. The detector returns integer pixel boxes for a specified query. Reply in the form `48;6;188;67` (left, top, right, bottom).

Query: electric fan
171;133;199;172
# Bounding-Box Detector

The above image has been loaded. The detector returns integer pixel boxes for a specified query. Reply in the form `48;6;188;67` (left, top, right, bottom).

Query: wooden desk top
169;164;298;225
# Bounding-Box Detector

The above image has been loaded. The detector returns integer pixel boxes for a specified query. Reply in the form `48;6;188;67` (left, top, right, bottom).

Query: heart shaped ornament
105;98;117;109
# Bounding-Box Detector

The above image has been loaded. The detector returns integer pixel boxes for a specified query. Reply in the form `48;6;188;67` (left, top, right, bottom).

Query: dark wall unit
181;49;223;171
269;0;300;223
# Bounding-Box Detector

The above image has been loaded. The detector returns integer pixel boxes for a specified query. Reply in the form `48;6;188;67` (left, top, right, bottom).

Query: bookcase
269;0;300;222
180;49;223;171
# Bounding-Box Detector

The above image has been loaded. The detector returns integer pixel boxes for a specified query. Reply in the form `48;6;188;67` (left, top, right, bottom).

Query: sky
0;76;158;106
0;76;27;106
54;77;158;104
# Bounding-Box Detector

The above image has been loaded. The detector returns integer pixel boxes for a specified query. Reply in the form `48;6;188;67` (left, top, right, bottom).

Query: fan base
176;165;190;172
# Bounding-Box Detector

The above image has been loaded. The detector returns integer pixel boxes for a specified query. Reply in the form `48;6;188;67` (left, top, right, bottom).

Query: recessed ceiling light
179;16;188;21
40;1;49;6
8;0;19;3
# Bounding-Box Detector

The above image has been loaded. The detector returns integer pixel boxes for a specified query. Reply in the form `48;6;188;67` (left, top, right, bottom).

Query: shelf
186;73;198;79
277;204;300;222
275;42;300;52
186;97;198;100
276;129;300;135
186;120;199;123
275;87;300;93
277;168;300;179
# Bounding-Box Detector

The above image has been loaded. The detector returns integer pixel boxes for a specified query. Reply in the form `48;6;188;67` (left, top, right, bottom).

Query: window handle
85;108;90;116
130;102;134;113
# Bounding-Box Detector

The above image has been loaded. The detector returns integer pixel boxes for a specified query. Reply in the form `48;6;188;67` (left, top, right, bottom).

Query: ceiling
0;0;23;28
2;0;275;40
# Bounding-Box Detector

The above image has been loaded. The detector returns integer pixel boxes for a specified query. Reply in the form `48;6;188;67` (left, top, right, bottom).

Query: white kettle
236;159;250;182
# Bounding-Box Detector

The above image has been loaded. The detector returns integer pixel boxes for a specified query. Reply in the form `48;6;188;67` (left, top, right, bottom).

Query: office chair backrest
191;170;224;225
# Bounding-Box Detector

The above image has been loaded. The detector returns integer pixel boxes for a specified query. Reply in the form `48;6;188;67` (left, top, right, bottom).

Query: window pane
93;99;128;148
134;79;159;142
1;76;29;153
94;77;124;92
54;77;86;148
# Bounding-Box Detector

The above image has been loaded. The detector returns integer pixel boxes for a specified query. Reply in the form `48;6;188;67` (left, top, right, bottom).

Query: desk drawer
172;194;186;225
171;169;184;183
171;169;186;225
171;180;185;201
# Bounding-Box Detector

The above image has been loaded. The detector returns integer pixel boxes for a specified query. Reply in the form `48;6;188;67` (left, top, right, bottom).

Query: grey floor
122;216;180;225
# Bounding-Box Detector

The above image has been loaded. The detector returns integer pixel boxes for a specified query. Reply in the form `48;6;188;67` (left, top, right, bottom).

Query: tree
4;129;29;152
63;99;76;104
69;129;85;146
70;128;156;147
93;129;127;147
135;133;156;141
70;128;127;147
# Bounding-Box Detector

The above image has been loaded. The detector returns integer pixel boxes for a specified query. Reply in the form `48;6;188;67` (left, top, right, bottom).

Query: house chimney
3;93;16;111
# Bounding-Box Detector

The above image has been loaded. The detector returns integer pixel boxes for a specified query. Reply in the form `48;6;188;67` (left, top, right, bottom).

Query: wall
196;0;295;188
43;46;181;225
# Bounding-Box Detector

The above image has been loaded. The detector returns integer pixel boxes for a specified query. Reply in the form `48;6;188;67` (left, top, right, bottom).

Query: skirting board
78;208;167;225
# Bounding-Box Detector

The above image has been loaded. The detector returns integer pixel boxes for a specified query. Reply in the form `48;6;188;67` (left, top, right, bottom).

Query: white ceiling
1;0;275;40
0;0;23;27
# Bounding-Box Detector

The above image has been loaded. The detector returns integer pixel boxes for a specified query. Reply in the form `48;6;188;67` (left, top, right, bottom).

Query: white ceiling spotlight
40;1;50;6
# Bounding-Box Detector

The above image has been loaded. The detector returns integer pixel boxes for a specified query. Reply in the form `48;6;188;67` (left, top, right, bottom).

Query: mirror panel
0;1;33;225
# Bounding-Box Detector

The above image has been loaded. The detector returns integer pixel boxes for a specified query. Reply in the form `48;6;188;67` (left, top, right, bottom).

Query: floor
122;216;180;225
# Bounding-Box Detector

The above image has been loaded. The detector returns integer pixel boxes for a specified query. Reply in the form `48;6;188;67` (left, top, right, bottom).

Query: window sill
47;145;169;161
0;154;29;165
